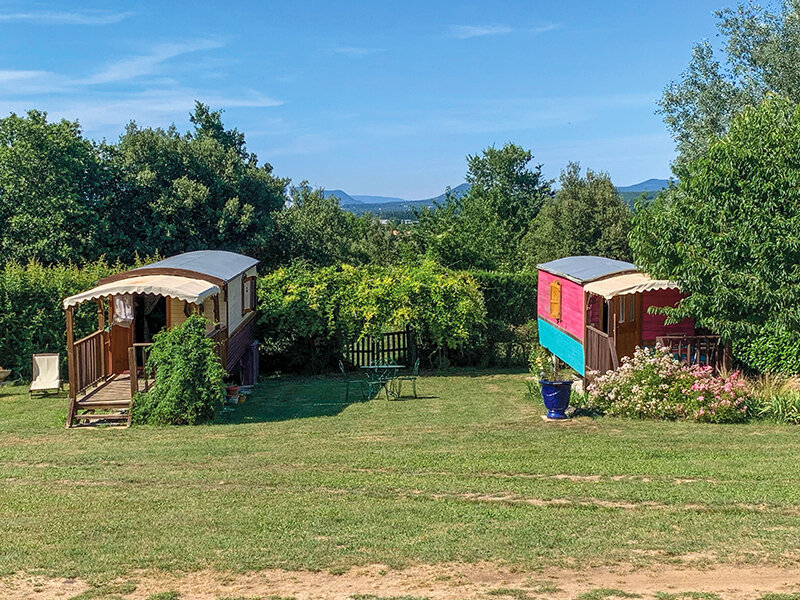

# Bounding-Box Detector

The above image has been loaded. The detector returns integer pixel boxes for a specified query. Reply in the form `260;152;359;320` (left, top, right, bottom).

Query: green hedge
462;271;539;367
0;260;119;378
471;270;538;326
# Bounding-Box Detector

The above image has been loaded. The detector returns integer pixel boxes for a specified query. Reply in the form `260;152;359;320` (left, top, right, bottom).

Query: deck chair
30;353;61;396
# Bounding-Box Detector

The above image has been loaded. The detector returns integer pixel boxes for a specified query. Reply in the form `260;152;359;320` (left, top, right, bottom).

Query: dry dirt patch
3;562;800;600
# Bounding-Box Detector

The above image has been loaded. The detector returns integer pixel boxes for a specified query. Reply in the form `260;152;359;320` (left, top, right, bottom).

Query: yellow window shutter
549;280;562;320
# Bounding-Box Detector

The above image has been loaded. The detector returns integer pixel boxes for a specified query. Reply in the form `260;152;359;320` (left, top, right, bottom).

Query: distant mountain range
616;178;671;193
325;179;670;217
616;178;672;208
323;183;471;216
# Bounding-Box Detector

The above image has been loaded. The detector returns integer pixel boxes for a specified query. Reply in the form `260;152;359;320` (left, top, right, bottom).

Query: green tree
410;143;553;270
631;95;800;341
466;143;553;232
0;110;113;264
660;0;800;170
108;102;288;264
521;162;631;267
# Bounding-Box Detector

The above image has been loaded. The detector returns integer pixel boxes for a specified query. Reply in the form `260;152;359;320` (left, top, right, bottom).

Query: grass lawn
1;369;800;581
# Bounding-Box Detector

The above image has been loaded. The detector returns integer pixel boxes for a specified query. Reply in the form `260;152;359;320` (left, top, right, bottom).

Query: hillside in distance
616;178;672;208
330;183;471;217
617;178;671;193
328;178;670;218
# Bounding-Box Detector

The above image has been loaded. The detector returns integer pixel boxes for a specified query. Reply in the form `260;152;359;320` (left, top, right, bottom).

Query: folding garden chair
29;353;61;397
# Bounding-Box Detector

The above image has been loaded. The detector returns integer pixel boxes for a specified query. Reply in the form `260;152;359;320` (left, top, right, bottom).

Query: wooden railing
128;343;154;397
585;326;618;377
656;335;731;372
73;330;107;396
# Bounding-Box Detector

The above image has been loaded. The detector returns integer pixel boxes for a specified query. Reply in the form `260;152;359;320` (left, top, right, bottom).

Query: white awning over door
583;273;678;299
63;275;220;309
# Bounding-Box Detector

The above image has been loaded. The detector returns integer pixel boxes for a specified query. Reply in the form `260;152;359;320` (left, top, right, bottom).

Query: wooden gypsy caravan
537;256;728;378
62;250;259;427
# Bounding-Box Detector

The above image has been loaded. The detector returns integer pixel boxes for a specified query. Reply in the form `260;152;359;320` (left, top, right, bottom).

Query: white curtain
113;294;134;327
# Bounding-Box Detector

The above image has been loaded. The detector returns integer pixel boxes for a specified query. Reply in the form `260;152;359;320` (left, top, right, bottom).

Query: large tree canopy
272;182;402;267
0;103;289;266
108;102;288;264
631;95;800;340
521;162;631;267
0;111;113;264
411;143;553;271
660;0;800;170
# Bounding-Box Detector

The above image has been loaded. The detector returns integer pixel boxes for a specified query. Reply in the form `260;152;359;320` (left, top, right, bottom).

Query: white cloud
82;39;224;85
0;69;70;95
531;23;559;34
0;10;132;25
0;70;51;82
449;24;512;39
331;46;384;57
0;88;283;138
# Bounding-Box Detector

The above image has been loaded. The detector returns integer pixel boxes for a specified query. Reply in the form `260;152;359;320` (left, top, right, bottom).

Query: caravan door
614;293;641;361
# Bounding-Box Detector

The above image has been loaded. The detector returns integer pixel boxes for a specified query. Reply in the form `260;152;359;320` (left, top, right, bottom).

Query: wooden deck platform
68;373;147;428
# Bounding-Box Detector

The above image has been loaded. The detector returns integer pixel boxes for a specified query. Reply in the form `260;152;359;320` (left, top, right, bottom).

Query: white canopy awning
583;272;678;300
63;275;220;309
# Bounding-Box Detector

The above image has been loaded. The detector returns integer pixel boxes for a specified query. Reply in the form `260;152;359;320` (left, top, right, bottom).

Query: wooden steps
76;399;131;409
72;412;130;422
67;373;137;428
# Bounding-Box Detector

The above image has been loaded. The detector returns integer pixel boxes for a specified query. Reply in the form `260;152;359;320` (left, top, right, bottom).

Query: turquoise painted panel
538;318;585;376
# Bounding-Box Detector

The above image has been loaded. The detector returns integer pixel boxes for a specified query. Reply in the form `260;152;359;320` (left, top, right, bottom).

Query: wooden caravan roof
98;250;259;287
63;275;220;309
537;256;637;285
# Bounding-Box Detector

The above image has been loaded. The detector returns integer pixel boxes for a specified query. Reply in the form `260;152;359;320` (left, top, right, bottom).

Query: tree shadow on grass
214;374;435;424
215;375;357;424
419;367;528;378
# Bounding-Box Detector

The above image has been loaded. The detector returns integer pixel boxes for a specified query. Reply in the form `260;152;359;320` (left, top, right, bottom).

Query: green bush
750;374;800;424
0;259;119;378
460;271;538;367
131;316;225;425
471;271;537;326
733;324;800;375
257;260;486;372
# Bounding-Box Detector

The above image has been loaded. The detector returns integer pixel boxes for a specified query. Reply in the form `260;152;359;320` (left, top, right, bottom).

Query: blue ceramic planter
540;380;573;419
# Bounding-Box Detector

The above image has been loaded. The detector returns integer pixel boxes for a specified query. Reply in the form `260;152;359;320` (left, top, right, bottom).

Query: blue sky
1;1;724;198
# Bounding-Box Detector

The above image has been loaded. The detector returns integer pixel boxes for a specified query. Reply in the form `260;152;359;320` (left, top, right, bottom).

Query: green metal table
360;364;404;400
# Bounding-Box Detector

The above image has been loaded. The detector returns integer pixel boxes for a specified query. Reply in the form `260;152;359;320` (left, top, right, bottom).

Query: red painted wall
537;270;585;341
641;289;694;343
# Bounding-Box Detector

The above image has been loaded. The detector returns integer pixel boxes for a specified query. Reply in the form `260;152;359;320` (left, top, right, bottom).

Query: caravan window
242;276;257;315
549;281;562;320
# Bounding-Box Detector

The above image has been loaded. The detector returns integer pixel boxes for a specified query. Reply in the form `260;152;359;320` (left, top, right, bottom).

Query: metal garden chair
339;360;375;402
394;358;420;398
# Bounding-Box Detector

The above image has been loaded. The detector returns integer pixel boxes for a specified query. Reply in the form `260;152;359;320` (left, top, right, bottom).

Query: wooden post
95;299;105;380
213;295;220;323
65;306;76;428
128;347;138;398
583;293;591;379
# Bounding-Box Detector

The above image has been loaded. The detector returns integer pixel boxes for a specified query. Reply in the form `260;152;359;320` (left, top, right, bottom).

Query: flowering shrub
686;367;750;423
587;345;753;423
587;345;694;420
